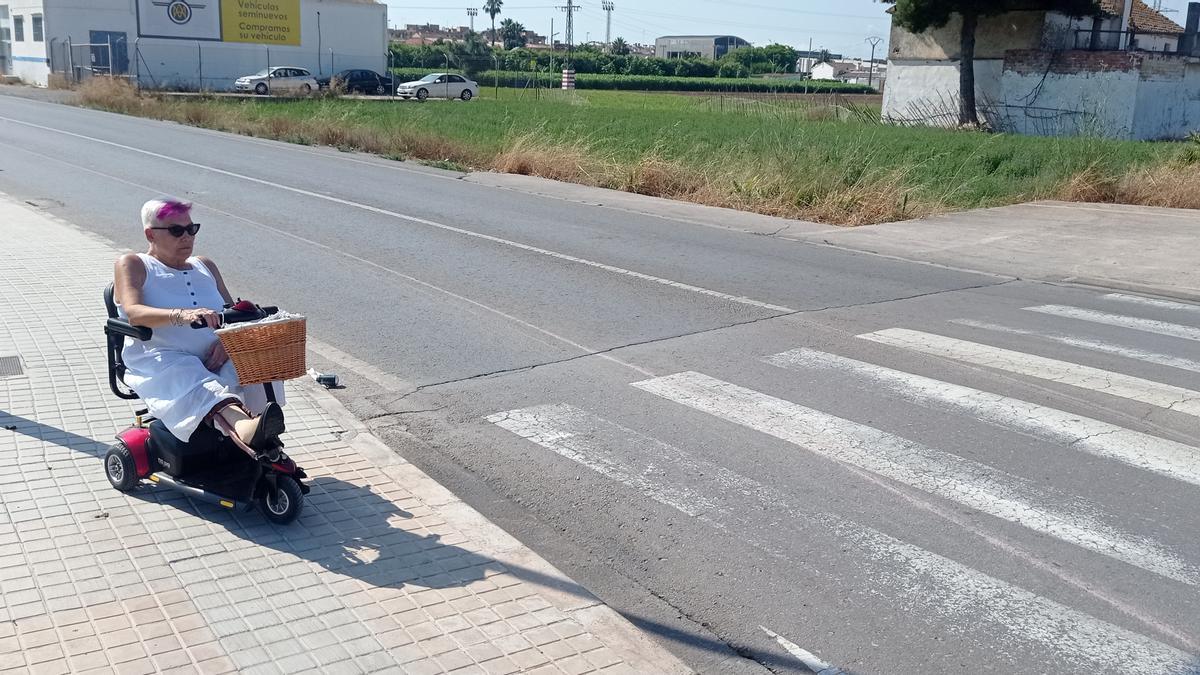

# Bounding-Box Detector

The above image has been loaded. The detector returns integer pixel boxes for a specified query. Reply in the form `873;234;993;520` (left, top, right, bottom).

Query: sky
384;0;1196;61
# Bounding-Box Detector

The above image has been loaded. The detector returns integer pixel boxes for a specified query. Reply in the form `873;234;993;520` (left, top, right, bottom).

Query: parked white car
396;73;478;101
234;67;318;96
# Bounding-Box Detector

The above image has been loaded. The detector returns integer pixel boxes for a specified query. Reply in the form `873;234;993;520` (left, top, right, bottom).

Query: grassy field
79;80;1198;225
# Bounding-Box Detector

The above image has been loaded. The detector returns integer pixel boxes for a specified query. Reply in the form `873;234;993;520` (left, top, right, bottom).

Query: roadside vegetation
388;69;872;94
77;78;1198;225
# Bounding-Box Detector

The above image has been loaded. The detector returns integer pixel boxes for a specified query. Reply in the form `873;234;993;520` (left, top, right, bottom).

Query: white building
0;0;387;90
882;0;1200;139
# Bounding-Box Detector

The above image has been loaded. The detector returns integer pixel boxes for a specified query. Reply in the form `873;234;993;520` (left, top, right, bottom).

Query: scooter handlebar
190;305;279;329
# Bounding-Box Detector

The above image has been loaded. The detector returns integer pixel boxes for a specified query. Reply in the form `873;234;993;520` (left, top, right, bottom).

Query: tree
448;30;492;77
499;18;527;50
889;0;1100;126
482;0;503;47
610;37;631;56
760;43;800;73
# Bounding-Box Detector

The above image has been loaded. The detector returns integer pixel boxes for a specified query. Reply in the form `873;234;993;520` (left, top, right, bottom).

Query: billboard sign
136;0;300;45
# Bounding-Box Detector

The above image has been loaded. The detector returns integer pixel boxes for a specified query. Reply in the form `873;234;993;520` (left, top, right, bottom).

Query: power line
693;0;887;21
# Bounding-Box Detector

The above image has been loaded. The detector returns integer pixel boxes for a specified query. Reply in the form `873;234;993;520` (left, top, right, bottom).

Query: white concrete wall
26;0;385;90
1132;59;1200;140
882;59;1003;126
997;67;1139;137
4;0;49;85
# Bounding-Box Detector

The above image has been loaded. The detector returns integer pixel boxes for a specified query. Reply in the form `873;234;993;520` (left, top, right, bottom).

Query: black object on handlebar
190;305;279;329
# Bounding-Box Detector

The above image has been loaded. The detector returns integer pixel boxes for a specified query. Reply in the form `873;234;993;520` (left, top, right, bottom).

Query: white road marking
632;372;1198;585
0;115;795;314
759;626;843;674
486;404;717;518
488;403;1199;673
766;348;1200;487
859;328;1200;418
0;138;654;377
1025;305;1200;342
1104;293;1200;314
950;319;1200;374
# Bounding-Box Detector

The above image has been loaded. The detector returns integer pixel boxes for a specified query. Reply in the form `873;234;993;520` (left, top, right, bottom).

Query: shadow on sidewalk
0;411;115;458
1;415;815;672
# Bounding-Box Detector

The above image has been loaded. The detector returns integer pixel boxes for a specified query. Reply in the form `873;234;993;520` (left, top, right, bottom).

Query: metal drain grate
0;356;24;378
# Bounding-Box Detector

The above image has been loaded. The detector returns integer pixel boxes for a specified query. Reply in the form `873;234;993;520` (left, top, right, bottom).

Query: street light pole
467;8;477;33
316;11;322;75
602;0;613;50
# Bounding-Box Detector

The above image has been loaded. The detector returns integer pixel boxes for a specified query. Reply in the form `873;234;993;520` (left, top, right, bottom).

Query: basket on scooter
215;314;307;386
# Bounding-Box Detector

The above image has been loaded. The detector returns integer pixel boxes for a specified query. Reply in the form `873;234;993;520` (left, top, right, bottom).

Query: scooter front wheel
259;475;304;524
104;443;138;492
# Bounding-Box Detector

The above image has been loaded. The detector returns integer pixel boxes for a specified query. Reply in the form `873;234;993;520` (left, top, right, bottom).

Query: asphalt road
1;94;1198;675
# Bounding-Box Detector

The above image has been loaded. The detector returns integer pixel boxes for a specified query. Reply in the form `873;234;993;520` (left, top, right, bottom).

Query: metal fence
131;41;386;91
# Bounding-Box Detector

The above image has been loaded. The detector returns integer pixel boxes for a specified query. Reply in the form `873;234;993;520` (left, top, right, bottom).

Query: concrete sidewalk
0;194;690;675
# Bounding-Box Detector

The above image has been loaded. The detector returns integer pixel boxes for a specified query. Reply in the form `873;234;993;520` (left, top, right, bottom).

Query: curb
298;378;695;675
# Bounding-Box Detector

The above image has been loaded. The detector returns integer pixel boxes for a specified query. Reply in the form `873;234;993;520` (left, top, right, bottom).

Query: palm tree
499;18;527;50
483;0;503;47
610;37;630;56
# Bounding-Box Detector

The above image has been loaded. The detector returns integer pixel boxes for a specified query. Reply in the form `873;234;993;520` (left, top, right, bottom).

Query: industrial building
654;35;749;60
0;0;387;90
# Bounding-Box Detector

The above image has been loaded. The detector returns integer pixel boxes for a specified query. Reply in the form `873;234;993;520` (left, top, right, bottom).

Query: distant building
0;0;386;89
811;58;886;88
795;49;843;75
389;23;546;47
883;0;1195;138
654;35;749;60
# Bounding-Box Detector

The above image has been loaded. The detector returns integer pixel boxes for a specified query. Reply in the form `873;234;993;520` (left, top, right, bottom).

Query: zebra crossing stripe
1104;293;1200;314
949;319;1200;374
858;328;1200;418
765;347;1200;487
1025;305;1200;342
631;373;1198;586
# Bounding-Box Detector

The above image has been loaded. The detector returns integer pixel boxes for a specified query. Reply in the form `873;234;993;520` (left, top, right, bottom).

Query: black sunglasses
152;223;201;237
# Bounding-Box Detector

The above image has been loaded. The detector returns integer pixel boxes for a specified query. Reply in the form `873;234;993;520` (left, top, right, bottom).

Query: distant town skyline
384;0;1193;61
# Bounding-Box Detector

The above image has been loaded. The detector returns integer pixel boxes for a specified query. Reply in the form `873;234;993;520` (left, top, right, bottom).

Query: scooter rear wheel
104;442;138;492
259;475;304;525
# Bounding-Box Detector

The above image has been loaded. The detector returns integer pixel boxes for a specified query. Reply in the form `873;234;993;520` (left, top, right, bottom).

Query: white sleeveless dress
118;253;285;441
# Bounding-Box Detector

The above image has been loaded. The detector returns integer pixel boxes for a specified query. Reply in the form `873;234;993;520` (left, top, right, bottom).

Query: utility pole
865;35;883;89
558;2;580;62
602;0;614;50
467;8;477;33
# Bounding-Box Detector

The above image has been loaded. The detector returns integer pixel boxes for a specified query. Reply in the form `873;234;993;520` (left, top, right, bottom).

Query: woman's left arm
196;256;235;305
197;256;235;372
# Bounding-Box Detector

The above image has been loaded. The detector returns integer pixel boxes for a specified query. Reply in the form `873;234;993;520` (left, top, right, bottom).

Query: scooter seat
149;420;227;478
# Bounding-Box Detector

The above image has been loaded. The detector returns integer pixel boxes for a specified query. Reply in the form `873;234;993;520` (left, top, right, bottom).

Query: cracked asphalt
3;92;1198;674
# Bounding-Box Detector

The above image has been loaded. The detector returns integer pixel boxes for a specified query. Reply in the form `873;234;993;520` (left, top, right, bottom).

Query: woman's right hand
180;308;221;329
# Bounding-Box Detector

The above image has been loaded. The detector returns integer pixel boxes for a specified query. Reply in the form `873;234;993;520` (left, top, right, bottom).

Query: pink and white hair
140;198;192;232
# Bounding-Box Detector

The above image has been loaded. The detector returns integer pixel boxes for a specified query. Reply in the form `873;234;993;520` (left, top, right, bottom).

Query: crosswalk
486;292;1200;672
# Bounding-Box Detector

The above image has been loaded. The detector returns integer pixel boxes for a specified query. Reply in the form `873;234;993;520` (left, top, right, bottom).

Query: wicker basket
215;316;307;386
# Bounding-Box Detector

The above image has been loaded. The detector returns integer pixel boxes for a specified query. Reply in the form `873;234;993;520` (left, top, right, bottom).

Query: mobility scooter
101;285;309;524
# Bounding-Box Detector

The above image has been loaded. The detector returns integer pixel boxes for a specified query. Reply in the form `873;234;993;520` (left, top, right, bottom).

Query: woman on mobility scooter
113;198;285;447
105;198;307;523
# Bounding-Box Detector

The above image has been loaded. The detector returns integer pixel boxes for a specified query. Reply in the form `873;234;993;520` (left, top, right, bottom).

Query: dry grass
46;73;72;90
1058;161;1200;210
73;79;1194;225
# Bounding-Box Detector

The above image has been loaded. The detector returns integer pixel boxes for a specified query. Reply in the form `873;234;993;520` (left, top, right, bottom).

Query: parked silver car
234;67;318;96
396;73;478;101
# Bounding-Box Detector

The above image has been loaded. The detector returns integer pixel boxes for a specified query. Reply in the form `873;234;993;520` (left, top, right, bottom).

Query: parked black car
316;69;395;94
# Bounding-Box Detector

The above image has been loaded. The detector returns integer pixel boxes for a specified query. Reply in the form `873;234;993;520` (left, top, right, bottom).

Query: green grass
79;78;1188;223
207;89;1177;214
